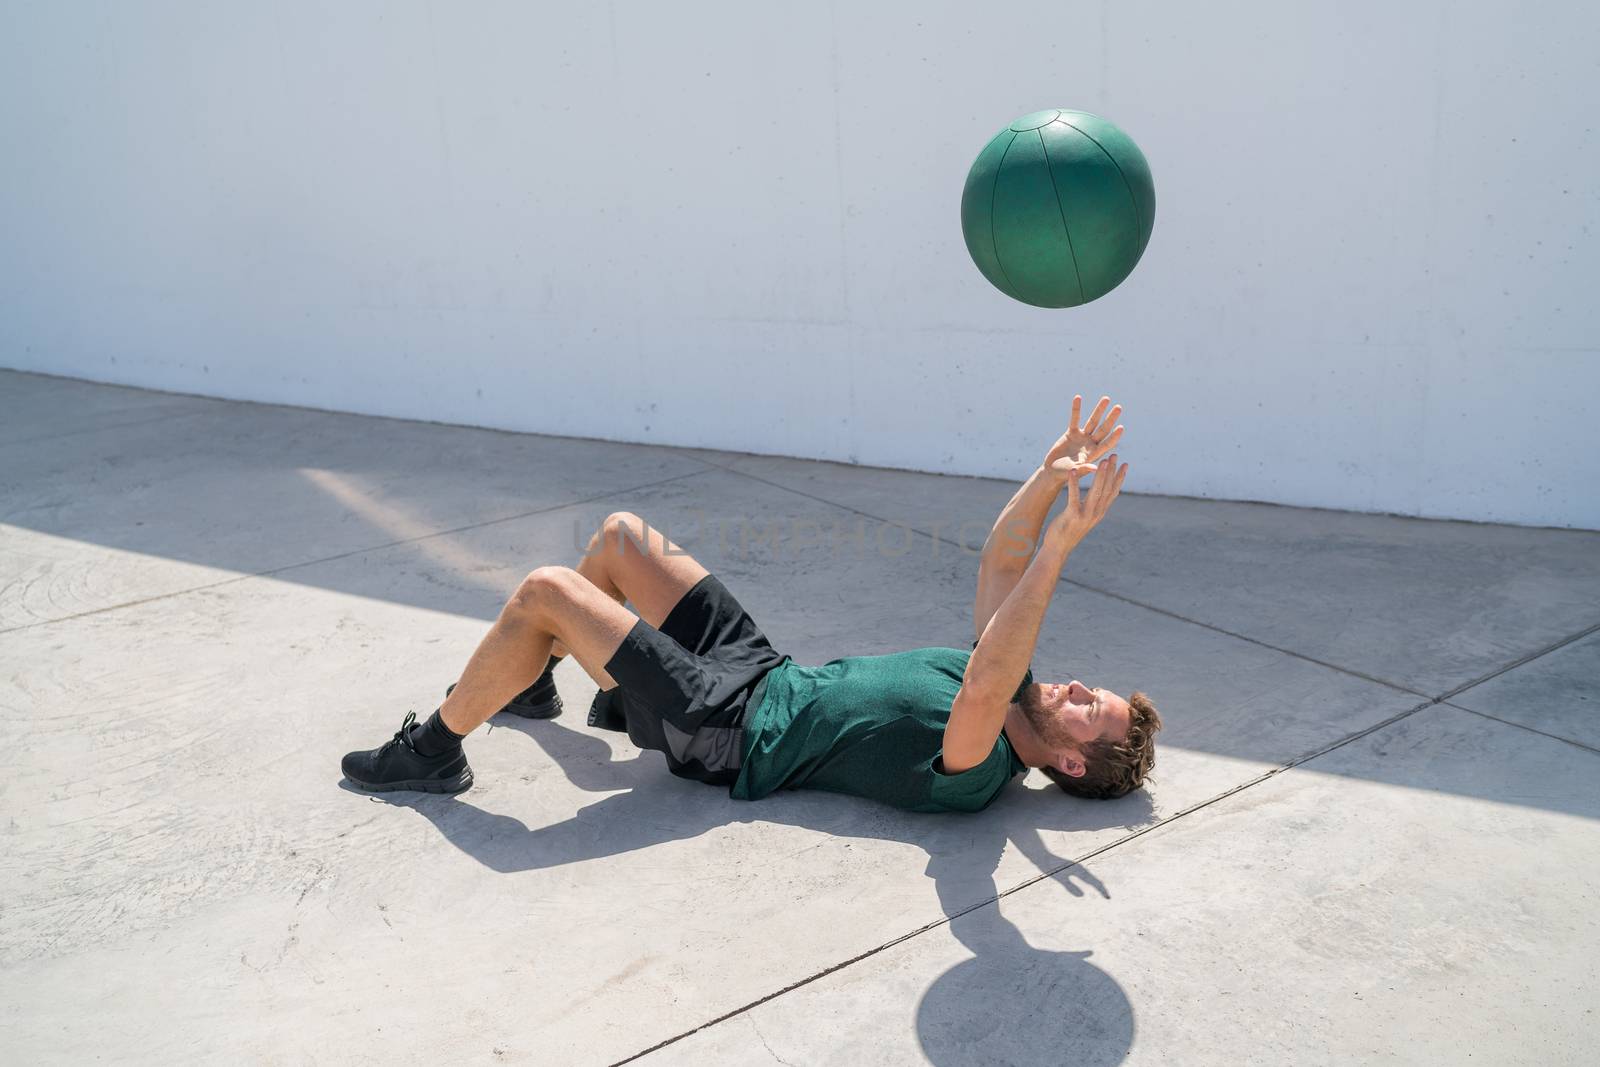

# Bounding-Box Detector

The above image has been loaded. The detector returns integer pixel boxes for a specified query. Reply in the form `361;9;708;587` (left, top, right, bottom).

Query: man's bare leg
438;565;644;736
441;511;709;713
341;512;715;792
342;564;640;791
549;511;711;668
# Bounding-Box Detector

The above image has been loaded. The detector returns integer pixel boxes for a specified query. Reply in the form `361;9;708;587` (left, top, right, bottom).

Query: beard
1017;683;1076;749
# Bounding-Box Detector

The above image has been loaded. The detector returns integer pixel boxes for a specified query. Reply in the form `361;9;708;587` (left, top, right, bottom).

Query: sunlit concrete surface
2;370;1596;1065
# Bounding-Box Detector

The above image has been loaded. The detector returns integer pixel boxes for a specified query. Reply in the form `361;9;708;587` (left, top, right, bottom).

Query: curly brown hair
1041;691;1162;799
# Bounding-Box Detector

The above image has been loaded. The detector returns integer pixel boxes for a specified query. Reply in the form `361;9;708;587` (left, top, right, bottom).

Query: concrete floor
1;369;1596;1065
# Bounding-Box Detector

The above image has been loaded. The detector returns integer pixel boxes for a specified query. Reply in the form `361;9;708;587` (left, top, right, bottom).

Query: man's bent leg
342;567;643;794
440;566;639;736
551;511;711;664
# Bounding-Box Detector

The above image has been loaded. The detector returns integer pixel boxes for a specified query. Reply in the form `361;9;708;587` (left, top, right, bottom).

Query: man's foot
444;659;563;726
445;667;563;720
341;711;474;794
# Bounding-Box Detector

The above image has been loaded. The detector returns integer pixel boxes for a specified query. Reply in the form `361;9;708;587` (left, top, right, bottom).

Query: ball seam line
987;130;1023;301
1035;127;1087;307
1054;116;1147;255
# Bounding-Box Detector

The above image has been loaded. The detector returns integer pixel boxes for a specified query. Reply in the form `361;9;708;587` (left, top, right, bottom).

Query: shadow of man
358;713;1150;869
356;711;1148;1061
916;850;1134;1066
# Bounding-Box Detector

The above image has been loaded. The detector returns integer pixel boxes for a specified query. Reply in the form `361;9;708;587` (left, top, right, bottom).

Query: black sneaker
444;670;563;720
341;711;474;794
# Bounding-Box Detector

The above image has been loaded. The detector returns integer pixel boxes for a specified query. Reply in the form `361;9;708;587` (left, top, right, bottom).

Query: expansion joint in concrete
0;467;722;637
610;614;1600;1065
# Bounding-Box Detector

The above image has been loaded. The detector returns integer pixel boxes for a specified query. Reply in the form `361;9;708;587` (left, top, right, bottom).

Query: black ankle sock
526;655;563;691
410;708;464;757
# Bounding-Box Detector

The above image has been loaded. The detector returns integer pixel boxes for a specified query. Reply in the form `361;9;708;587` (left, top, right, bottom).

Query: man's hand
1048;453;1128;550
1043;395;1124;483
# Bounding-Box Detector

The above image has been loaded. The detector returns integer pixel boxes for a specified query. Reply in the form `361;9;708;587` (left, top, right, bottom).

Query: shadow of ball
916;946;1134;1066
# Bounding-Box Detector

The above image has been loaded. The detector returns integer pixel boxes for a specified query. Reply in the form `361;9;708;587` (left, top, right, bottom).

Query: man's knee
600;510;650;556
510;565;583;619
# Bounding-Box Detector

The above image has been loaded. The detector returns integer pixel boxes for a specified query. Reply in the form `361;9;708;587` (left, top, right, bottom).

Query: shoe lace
386;710;420;754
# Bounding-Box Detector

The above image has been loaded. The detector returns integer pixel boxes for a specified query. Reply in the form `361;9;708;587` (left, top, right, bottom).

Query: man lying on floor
342;395;1161;812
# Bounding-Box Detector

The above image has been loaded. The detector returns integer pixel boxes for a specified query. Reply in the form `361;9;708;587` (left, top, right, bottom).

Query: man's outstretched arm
972;395;1123;644
972;466;1061;645
945;453;1129;772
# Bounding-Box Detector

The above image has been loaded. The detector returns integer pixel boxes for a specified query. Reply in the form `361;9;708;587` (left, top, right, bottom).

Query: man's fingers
1110;461;1128;503
1091;454;1118;511
1090;404;1122;440
1066;468;1082;511
1070;394;1083;431
1088;424;1123;460
1083;396;1110;435
1098;460;1128;517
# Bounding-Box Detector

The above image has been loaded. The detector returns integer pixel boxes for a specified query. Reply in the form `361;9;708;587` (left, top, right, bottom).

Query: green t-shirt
732;646;1029;813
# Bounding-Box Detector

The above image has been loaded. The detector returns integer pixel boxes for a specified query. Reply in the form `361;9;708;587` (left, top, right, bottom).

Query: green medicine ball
961;109;1155;308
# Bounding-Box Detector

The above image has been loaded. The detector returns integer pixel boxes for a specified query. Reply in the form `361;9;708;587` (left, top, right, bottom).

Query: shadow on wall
345;712;1150;1063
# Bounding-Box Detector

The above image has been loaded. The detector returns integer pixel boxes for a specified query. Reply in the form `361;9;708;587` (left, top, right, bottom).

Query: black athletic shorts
598;573;790;786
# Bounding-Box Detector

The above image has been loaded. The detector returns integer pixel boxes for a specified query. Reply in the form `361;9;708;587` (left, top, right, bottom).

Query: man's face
1021;680;1132;754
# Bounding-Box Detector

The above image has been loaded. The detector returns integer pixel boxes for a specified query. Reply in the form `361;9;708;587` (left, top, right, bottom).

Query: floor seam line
611;694;1441;1065
1058;577;1427;694
4;368;750;462
609;534;1600;1060
1445;703;1600;756
705;461;1600;704
0;468;719;636
1433;619;1600;701
0;406;220;450
703;461;1433;697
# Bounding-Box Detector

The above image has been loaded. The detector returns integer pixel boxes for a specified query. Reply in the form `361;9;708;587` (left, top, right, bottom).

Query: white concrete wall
2;1;1596;528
